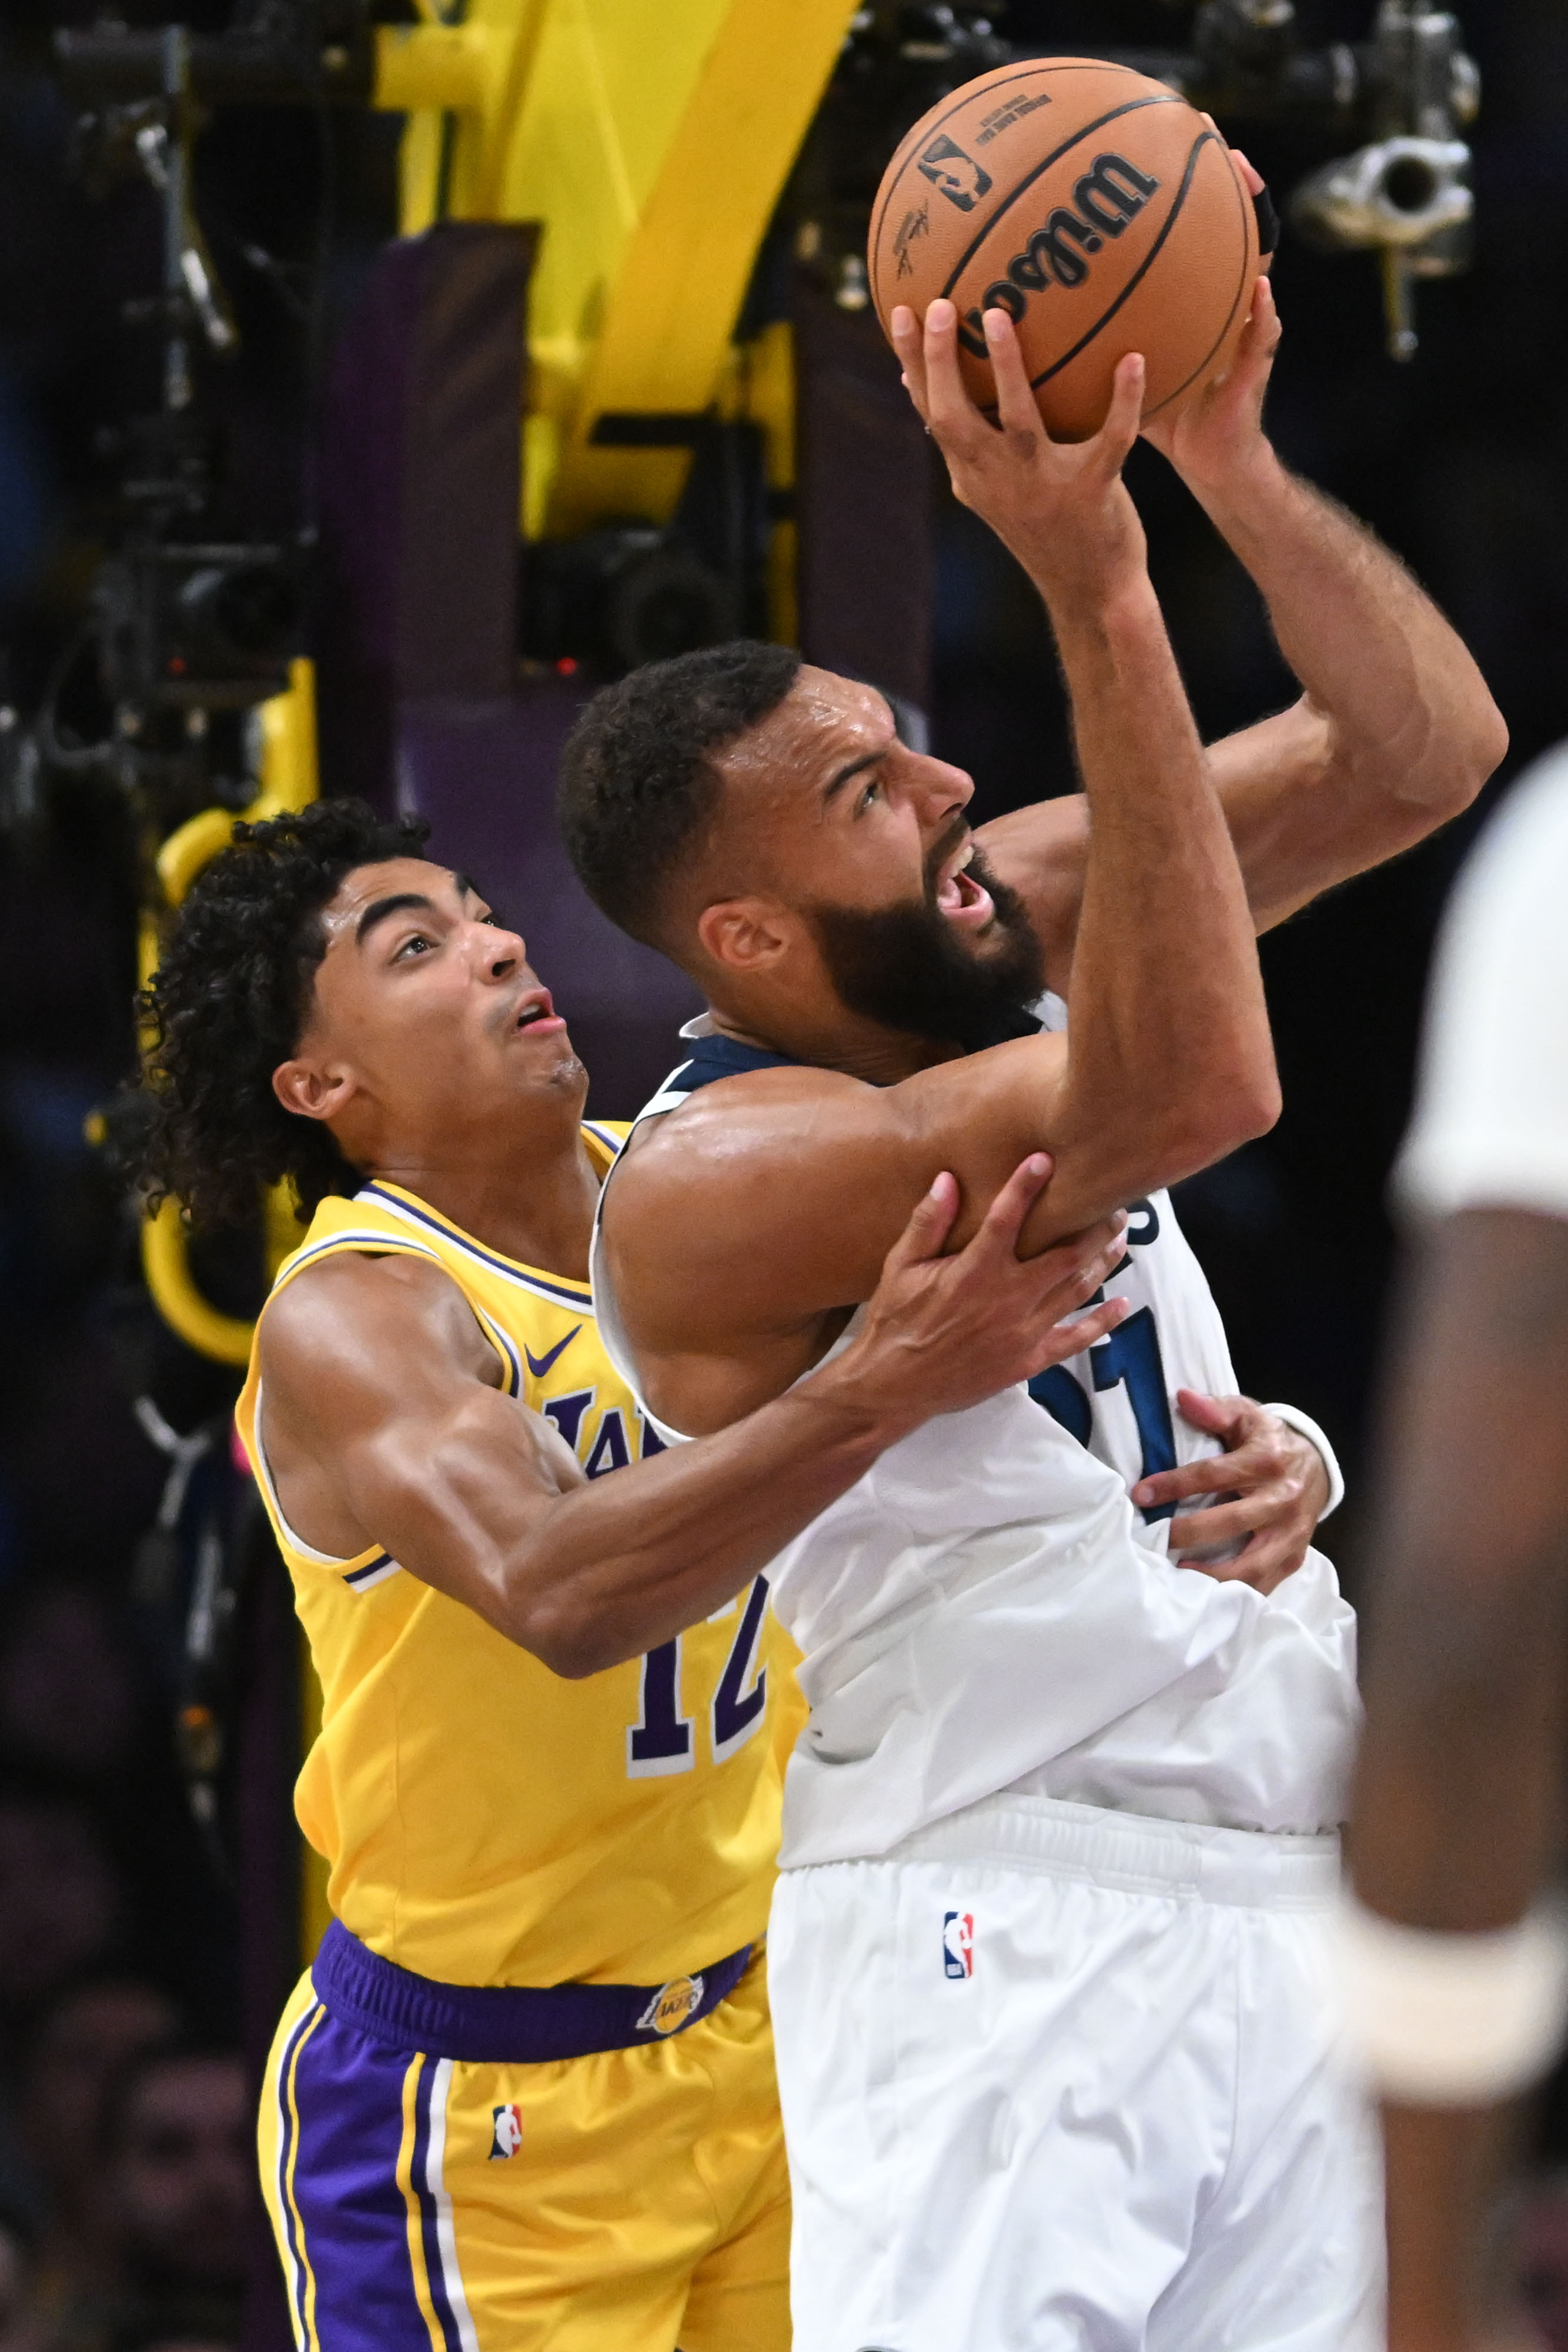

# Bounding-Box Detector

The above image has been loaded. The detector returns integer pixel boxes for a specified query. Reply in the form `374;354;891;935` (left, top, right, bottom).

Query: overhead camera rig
22;0;1480;834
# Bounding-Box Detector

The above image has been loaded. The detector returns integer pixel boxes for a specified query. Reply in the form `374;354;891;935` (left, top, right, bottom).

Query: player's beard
808;839;1047;1055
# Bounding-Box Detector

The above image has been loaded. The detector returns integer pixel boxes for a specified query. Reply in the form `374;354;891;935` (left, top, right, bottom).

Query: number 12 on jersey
627;1574;771;1777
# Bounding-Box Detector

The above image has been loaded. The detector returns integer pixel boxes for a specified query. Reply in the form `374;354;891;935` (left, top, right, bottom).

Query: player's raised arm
918;300;1281;1233
962;250;1506;977
258;1159;1131;1677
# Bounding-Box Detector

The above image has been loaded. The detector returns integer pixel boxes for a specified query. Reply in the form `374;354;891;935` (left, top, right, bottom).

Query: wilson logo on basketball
957;154;1159;356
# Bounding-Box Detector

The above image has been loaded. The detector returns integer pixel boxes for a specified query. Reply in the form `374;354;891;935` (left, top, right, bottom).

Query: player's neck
365;1120;602;1281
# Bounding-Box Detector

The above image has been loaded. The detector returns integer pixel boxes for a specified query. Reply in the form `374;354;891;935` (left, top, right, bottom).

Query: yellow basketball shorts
258;1947;790;2352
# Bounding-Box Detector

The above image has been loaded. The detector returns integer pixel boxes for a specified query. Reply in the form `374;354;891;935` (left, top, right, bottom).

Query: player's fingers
1020;1210;1126;1294
922;299;984;450
1203;1522;1306;1594
1168;1489;1291;1556
891;305;931;420
881;1170;960;1271
1091;351;1145;471
984;308;1043;442
1174;1388;1251;1438
967;1154;1054;1258
1230;146;1265;198
1131;1456;1233;1511
1028;1292;1129;1374
1239;273;1281;355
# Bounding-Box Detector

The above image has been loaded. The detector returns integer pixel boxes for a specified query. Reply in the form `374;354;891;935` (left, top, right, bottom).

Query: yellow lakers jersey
235;1123;802;1989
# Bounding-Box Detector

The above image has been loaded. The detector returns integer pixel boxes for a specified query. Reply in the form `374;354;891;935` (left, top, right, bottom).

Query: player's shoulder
260;1246;483;1393
623;1063;870;1161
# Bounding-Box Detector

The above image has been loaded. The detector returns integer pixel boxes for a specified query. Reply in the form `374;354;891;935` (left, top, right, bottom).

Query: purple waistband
310;1918;754;2063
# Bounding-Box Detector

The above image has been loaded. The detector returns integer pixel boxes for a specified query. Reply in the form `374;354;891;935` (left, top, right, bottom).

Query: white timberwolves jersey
1029;990;1237;1547
591;1023;1360;1870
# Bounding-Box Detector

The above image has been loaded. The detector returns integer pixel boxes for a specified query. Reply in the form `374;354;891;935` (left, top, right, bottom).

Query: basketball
869;59;1263;440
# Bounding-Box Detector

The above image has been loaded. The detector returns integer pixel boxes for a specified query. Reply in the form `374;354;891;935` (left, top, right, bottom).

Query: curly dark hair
557;639;801;947
133;798;433;1228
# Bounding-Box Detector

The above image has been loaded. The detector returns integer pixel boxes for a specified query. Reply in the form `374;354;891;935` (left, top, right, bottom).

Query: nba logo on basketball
942;1910;974;1980
489;2103;523;2160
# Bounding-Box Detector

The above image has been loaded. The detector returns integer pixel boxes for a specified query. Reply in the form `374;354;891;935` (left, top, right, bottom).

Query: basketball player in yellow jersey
131;797;1132;2352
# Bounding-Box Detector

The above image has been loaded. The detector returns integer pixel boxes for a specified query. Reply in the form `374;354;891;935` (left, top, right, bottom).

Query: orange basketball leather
870;59;1262;440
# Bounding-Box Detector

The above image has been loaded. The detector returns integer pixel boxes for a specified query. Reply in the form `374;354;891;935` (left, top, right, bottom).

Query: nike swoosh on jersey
524;1327;581;1379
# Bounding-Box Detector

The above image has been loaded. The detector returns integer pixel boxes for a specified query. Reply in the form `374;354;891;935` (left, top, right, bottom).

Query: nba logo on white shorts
942;1909;974;1980
489;2102;523;2159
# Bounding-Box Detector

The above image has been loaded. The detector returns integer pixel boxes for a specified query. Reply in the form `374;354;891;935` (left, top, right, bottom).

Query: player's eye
394;931;436;959
857;776;881;814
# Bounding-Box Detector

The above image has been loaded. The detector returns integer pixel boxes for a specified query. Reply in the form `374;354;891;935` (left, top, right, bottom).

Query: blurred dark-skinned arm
1346;747;1568;2352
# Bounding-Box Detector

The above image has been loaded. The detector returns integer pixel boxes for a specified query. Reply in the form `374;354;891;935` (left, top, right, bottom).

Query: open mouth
514;988;567;1037
934;838;996;931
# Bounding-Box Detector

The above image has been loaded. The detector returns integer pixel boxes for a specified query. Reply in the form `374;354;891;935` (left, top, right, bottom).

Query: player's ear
696;896;794;975
272;1053;355;1126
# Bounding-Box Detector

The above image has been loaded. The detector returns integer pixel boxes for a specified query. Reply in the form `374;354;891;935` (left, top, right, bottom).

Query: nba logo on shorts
942;1910;974;1980
489;2103;523;2160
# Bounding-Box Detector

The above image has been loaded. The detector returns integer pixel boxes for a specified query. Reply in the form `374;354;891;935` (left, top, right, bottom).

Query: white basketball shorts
767;1790;1383;2352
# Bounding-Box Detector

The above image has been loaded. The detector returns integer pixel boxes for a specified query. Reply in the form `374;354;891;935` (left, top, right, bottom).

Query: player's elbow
1400;688;1508;825
507;1583;629;1680
511;1598;603;1679
1458;695;1510;809
1172;1064;1282;1172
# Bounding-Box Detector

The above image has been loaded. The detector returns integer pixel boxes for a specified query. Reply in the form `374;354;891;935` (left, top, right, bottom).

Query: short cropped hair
132;798;431;1228
557;640;802;945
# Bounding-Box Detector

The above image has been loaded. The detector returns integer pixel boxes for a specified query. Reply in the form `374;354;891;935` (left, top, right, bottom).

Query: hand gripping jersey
236;1125;798;1988
592;1030;1360;1870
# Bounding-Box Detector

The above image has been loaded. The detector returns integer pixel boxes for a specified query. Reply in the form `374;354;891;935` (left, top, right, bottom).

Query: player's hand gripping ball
870;59;1264;440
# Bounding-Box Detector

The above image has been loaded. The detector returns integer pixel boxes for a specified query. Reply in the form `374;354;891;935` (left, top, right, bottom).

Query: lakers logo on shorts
636;1974;704;2036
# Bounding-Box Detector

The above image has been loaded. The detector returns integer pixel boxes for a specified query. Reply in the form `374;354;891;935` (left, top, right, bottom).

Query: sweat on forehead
710;670;896;799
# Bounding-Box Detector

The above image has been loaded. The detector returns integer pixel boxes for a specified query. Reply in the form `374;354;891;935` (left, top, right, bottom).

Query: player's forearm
1185;443;1505;825
490;1369;913;1676
1027;573;1278;1231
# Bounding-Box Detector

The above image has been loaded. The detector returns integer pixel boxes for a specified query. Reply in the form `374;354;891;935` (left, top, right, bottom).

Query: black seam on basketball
870;62;1153;289
1025;129;1212;393
1141;150;1256;418
936;94;1185;302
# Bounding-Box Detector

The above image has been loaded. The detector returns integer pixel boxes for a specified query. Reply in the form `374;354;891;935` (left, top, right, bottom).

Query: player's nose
477;921;527;978
911;754;975;826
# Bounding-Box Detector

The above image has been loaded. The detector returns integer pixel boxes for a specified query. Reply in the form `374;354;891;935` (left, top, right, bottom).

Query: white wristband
1333;1893;1568;2105
1262;1401;1345;1523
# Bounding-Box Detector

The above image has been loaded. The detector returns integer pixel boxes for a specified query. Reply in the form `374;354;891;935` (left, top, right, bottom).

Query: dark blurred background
0;1;1564;2346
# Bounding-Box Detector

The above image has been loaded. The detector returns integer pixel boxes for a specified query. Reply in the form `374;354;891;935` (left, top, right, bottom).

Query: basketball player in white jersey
1343;740;1568;2352
560;285;1505;2349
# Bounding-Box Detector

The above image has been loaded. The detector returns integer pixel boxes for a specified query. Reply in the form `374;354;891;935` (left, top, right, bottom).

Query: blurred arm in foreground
1348;743;1568;2352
